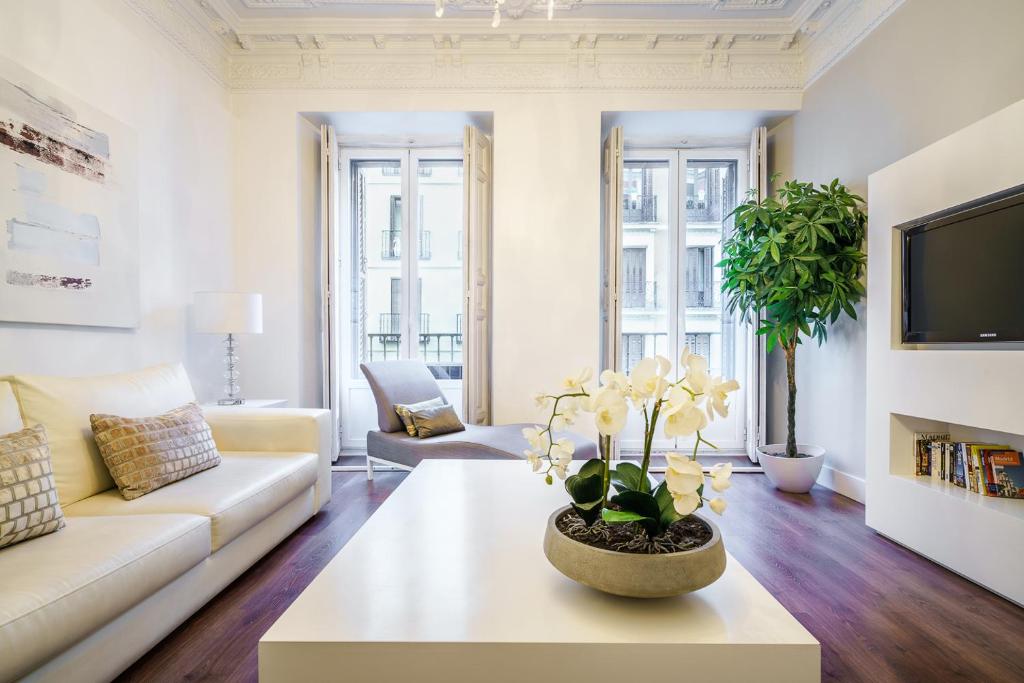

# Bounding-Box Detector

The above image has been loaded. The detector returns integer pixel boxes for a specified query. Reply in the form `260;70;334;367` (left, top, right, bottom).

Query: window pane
684;160;736;379
416;159;464;380
353;160;402;372
621;161;671;375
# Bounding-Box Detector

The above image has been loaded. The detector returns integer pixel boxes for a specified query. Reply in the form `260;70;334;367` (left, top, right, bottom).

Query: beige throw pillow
0;425;65;549
394;397;446;436
410;404;465;439
90;403;221;501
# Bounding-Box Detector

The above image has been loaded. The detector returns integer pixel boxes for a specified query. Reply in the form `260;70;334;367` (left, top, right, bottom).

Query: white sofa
0;364;332;683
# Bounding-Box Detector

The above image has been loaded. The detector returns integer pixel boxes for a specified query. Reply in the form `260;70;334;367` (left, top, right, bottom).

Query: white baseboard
816;465;866;503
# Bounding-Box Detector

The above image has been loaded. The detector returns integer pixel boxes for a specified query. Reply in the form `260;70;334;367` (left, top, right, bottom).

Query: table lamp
194;291;263;405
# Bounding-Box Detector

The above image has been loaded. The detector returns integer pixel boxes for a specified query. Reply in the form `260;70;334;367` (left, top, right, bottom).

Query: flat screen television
899;183;1024;344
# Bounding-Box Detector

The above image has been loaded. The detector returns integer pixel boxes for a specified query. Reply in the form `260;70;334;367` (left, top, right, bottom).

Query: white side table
200;399;288;409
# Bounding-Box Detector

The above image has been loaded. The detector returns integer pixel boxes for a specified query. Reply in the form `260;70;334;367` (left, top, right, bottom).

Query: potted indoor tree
719;178;866;493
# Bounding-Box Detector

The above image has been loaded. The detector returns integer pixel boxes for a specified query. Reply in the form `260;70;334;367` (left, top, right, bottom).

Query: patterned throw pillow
394;397;446;436
90;403;221;501
410;404;466;439
0;425;65;549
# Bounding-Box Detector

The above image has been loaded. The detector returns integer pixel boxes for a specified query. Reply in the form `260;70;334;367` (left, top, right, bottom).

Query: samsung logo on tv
979;333;998;338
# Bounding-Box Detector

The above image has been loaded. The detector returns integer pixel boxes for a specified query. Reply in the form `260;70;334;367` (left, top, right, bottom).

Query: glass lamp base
217;397;246;406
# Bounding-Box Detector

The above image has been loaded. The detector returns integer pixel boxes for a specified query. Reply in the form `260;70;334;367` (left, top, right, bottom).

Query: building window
686;246;715;308
622;247;648;309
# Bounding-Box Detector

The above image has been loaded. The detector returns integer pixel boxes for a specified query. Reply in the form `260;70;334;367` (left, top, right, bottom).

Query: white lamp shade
194;291;263;335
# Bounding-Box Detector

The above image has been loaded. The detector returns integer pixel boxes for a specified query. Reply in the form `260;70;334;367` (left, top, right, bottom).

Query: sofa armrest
203;407;333;510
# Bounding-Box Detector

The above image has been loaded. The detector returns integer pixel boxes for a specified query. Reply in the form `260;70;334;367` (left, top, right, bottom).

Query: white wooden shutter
320;124;340;459
601;126;624;374
462;126;493;425
746;126;768;462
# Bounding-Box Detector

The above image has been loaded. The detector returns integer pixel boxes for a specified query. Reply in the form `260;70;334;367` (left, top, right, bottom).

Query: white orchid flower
599;369;629;391
680;348;710;395
708;497;727;515
629;356;672;400
550;437;575;466
533;393;552;410
554;462;570;480
592;387;629;436
665;452;704;493
705;377;741;419
662;388;708;437
671;491;701;516
709;462;733;492
524;450;543;472
561;367;593;391
521;426;550;453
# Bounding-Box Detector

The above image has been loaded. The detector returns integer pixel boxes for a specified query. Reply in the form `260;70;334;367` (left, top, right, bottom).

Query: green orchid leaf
564;458;606;526
652;481;683;530
610;461;652;494
609;490;663;536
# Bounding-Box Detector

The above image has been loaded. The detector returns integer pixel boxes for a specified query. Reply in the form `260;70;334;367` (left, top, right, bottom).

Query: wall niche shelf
866;101;1024;606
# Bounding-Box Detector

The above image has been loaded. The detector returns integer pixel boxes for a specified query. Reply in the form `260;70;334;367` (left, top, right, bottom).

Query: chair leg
366;455;374;481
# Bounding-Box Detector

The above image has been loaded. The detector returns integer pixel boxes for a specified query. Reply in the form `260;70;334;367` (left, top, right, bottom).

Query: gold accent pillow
410;404;465;439
0;425;65;549
394;397;446;436
90;403;221;501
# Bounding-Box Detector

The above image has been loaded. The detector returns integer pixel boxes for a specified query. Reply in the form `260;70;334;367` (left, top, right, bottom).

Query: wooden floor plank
117;471;1024;683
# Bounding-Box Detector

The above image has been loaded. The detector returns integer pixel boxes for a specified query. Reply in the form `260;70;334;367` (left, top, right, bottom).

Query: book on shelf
912;436;1023;499
913;432;949;476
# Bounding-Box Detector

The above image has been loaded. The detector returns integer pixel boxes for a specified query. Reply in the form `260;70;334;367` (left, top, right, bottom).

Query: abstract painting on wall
0;56;138;328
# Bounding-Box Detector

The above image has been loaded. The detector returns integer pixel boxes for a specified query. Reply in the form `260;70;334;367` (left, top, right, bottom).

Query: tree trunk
784;339;798;458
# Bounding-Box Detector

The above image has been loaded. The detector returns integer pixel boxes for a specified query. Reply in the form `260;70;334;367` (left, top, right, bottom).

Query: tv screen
900;183;1024;344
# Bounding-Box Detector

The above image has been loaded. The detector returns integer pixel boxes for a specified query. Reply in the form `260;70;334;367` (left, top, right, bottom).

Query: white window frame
614;146;753;455
338;146;464;453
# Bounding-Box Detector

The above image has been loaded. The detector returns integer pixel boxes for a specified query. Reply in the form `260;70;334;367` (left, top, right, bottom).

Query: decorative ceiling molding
123;0;904;92
125;0;231;85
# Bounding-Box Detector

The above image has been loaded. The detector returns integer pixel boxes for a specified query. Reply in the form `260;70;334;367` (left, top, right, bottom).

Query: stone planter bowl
543;506;726;598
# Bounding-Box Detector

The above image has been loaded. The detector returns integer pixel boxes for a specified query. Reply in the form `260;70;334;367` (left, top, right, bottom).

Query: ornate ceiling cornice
124;0;903;92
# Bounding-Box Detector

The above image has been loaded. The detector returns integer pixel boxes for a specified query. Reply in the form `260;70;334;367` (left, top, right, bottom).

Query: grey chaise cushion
360;361;446;433
367;424;599;469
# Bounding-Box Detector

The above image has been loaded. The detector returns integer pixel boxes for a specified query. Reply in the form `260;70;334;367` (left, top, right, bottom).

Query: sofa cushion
3;364;197;506
0;382;23;436
0;425;65;549
0;513;210;682
64;451;317;551
91;402;221;500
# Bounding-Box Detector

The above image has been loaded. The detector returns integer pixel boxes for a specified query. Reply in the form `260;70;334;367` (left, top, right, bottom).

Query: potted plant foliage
523;349;740;598
719;178;866;493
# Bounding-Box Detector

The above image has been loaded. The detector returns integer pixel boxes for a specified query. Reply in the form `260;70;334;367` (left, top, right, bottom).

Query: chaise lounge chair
360;360;598;478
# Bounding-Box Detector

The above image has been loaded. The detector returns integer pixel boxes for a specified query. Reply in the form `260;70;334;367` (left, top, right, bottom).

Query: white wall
766;0;1024;501
230;91;800;432
0;0;234;399
865;99;1024;603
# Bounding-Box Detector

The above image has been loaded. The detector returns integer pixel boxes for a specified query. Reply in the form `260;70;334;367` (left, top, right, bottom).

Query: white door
339;148;466;453
614;148;752;455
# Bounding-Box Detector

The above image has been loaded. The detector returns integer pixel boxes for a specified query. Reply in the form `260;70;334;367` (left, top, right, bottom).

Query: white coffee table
259;460;819;682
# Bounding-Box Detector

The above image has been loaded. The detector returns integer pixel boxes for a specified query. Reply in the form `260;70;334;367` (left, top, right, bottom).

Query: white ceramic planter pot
757;444;826;493
543;506;727;598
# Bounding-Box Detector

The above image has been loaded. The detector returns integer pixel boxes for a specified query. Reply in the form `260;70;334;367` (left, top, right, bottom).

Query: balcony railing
621;332;669;374
380;230;431;260
623;280;659;309
378;312;431;338
623;195;657;224
366;332;463;380
685;284;722;309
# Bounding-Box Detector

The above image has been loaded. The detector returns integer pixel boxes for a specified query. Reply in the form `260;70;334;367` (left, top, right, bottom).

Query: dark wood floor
118;471;1024;683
